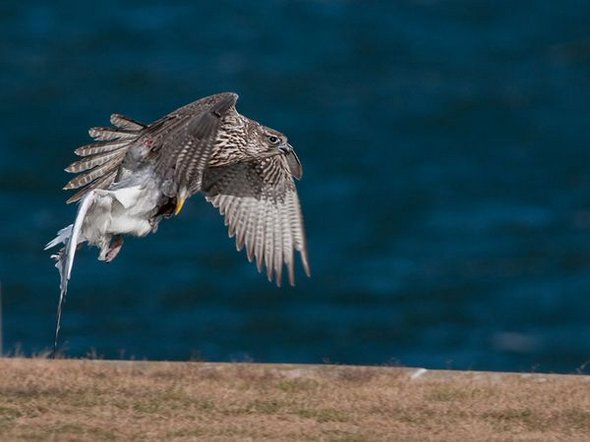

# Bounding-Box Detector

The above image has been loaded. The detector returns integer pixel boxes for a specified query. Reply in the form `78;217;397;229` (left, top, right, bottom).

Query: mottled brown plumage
46;92;310;355
51;91;310;283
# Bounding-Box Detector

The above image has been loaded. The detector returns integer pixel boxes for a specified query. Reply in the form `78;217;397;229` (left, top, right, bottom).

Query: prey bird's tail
45;192;96;357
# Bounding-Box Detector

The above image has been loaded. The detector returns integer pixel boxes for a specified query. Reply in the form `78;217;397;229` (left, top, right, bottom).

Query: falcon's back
63;92;240;205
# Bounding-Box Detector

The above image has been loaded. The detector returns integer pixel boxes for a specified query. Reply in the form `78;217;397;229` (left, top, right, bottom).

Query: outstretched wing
154;92;239;196
203;154;310;287
63;92;239;204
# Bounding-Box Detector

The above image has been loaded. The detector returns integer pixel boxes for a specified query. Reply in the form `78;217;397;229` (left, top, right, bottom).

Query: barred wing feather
155;92;239;196
203;156;310;287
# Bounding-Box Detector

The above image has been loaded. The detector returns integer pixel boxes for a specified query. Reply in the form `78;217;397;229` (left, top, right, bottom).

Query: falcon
46;92;310;354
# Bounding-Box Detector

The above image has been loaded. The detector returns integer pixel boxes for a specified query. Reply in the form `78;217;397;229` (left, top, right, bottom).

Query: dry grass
1;358;590;441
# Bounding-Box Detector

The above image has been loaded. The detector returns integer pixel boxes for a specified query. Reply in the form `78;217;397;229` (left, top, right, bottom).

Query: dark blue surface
2;1;590;373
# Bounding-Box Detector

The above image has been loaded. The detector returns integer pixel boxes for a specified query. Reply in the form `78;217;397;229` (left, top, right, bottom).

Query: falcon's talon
174;197;186;216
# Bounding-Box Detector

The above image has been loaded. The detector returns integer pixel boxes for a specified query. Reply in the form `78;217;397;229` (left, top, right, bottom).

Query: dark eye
268;135;280;144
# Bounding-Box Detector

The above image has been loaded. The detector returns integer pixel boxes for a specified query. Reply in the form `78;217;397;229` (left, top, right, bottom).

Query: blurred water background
2;0;590;373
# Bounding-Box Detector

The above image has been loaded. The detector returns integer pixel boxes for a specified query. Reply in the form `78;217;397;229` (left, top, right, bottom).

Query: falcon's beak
280;143;303;180
278;144;293;155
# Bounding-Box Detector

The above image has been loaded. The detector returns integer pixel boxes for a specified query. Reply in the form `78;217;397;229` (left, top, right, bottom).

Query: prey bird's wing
154;92;239;196
46;190;99;356
203;155;310;287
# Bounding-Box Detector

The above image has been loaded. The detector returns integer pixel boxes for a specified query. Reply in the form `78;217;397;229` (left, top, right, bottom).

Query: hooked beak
278;144;293;155
280;143;303;180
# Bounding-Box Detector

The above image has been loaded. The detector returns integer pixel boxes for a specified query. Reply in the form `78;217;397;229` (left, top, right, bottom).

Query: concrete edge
2;357;589;383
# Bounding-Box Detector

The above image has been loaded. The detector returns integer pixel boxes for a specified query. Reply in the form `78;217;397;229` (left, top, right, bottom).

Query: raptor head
249;124;303;179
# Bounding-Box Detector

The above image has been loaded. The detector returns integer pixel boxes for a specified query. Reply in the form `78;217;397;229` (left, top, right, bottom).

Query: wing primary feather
225;197;239;236
229;196;244;237
65;150;126;173
273;206;283;287
280;192;295;286
290;191;311;277
264;207;275;283
254;201;266;273
235;200;250;251
213;194;225;215
245;200;256;262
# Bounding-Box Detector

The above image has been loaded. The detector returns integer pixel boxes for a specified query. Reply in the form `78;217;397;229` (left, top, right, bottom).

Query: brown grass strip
1;358;589;441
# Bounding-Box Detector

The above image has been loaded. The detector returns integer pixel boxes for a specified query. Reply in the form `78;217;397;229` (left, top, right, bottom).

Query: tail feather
110;114;146;131
74;140;129;157
63;161;121;191
66;170;117;204
88;127;138;141
65;149;127;174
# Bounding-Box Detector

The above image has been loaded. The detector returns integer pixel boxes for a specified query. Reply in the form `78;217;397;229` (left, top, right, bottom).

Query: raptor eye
268;135;280;145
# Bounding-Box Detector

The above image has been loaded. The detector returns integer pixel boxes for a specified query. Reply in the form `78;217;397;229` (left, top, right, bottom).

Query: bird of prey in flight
46;92;310;354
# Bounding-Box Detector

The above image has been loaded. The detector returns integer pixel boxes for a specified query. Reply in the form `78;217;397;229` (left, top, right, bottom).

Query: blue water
2;1;590;373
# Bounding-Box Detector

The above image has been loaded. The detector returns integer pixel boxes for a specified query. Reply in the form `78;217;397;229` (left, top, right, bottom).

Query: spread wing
203;155;310;287
62;92;239;203
153;92;238;196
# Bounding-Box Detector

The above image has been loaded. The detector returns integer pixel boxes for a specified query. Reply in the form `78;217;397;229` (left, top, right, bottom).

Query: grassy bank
1;358;590;440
